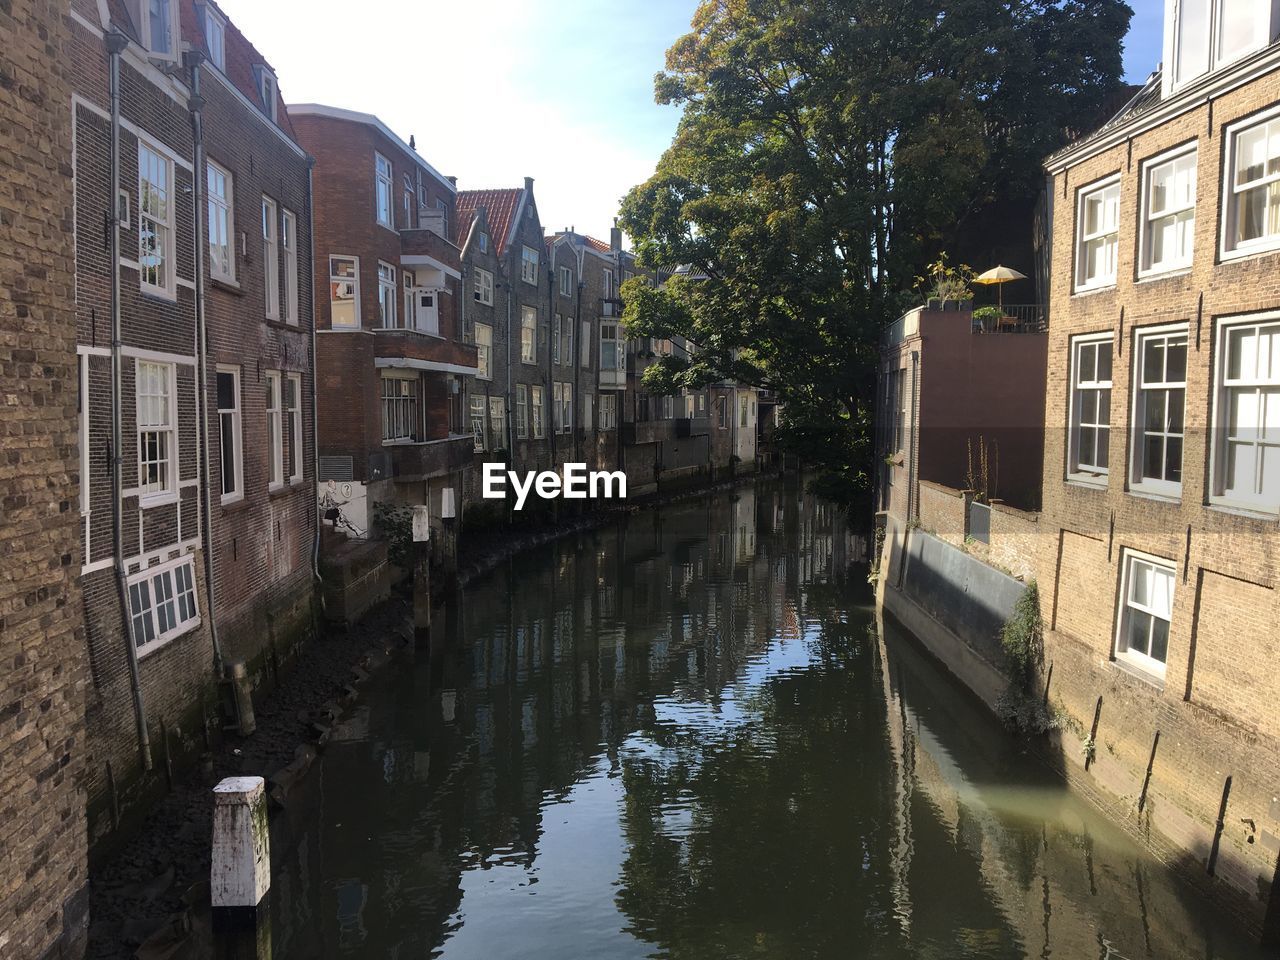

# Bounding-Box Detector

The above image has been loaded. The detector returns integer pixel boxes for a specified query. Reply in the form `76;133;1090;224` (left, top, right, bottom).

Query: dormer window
1167;0;1276;91
255;66;278;123
202;4;226;71
125;0;179;60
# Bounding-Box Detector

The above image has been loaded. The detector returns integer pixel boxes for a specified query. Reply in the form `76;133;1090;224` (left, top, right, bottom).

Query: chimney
523;176;534;193
610;217;622;252
448;175;457;187
409;134;416;150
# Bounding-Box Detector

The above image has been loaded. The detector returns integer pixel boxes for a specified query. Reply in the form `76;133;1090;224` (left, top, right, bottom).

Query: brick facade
0;4;90;955
1038;43;1280;935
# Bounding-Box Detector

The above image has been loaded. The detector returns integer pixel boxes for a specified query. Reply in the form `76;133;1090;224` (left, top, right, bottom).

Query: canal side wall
879;498;1280;941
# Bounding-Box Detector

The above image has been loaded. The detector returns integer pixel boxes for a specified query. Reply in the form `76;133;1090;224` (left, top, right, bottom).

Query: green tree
620;0;1131;506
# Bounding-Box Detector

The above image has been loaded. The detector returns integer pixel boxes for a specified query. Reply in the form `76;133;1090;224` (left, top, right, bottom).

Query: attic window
478;233;488;253
126;0;179;60
256;66;278;123
203;5;226;71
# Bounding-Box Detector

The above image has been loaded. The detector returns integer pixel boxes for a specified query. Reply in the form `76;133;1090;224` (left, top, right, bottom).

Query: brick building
1036;0;1280;936
0;3;90;955
68;0;316;848
291;105;475;538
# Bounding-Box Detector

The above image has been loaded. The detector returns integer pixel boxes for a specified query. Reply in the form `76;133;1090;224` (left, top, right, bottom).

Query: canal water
267;479;1267;959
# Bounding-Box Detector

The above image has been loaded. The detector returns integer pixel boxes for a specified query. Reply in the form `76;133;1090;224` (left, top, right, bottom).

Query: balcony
675;417;710;438
622;419;674;446
970;304;1046;334
600;297;624;318
386;434;474;483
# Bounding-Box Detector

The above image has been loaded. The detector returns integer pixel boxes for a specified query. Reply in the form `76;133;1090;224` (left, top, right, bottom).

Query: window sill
266;318;304;333
210;277;242;295
1135;267;1191;284
137;618;202;661
1065;473;1108;490
1220;240;1280;264
1127;485;1182;505
1108;655;1166;691
139;492;179;509
1071;283;1117;298
140;289;180;306
1206;500;1280;523
220;495;248;513
318;328;372;335
267;484;293;500
377;327;444;340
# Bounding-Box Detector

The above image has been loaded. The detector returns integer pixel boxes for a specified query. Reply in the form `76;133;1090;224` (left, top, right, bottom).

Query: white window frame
1114;550;1175;681
521;245;539;285
375;153;394;230
138;138;176;299
603;268;615;299
1222;108;1280;259
216;365;243;504
516;383;529;439
599;393;617;430
381;373;419;444
478;233;489;254
203;4;226;71
207;160;234;283
475;322;492;380
521;305;537;364
377;261;397;328
262;196;279;320
1168;0;1272;91
282;209;299;325
474;267;494;306
127;0;179;60
1067;334;1114;484
470;394;487;452
328;255;360;328
1139;144;1197;277
531;385;545;439
560;382;573;434
559;265;572;297
552;314;561;364
489;397;507;450
286;373;303;482
257;67;278;122
128;555;200;659
1210;312;1280;513
600;321;624;372
136;359;176;505
1074;176;1121;293
266;371;283;489
1130;323;1188;498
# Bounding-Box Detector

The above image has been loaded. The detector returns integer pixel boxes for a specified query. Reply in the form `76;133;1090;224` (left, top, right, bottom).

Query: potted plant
915;253;975;311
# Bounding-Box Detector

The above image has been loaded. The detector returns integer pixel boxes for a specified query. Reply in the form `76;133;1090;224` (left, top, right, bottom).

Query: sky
216;0;1163;244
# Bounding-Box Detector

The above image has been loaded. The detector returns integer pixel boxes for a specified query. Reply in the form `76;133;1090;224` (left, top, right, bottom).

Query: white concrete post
211;776;270;907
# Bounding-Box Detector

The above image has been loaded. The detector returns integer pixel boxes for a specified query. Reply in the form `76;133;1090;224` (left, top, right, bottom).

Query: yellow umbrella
974;265;1027;311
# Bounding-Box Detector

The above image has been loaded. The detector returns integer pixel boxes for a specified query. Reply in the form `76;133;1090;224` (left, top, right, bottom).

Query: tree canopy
619;0;1132;506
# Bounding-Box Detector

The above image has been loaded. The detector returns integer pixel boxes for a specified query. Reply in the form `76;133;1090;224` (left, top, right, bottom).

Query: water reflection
269;479;1264;959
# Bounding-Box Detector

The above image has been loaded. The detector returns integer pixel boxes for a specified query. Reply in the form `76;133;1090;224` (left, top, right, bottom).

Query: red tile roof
456;188;523;257
180;0;298;142
583;235;611;254
453;208;476;249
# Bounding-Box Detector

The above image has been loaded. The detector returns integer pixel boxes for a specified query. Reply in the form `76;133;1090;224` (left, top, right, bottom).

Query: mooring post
412;504;432;637
211;776;270;907
229;660;256;736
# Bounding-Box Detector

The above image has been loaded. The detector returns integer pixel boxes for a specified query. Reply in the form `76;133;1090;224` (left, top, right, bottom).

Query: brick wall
0;2;90;956
1039;60;1280;931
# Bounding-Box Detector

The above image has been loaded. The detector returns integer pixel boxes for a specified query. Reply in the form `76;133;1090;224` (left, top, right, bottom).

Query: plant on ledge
995;581;1058;735
973;305;1002;330
915;253;974;305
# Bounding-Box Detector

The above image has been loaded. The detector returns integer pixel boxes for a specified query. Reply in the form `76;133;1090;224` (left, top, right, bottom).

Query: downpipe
107;29;152;771
307;161;323;592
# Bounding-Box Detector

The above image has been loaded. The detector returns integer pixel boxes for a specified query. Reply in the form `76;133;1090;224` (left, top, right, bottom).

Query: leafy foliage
372;501;415;571
1001;580;1042;681
620;0;1131;504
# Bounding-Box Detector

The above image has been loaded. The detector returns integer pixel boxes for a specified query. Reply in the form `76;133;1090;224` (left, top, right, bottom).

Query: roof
453;208;476;250
456;188;524;256
180;0;298;142
288;104;456;193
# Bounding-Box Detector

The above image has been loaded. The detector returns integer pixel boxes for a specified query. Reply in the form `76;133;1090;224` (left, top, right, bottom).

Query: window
531;385;544;438
478;233;488;253
489;397;506;450
262;197;279;319
740;395;749;428
1069;336;1113;480
1213;317;1280;510
581;320;591;368
1115;552;1175;679
207;161;234;282
126;0;178;58
381;375;418;442
559;265;572;297
375;153;394;229
378;261;397;328
329;256;359;328
1171;0;1270;88
600;394;617;430
553;383;573;434
892;369;906;451
475;267;494;306
203;5;226;70
521;305;537;363
718;396;728;429
521;245;539;285
403;176;415;229
128;558;199;657
266;372;283;488
566;316;574;369
286;373;303;482
603;268;615;299
217;366;242;502
436;198;448;237
1225;113;1280;254
516;384;529;439
552;314;561;364
475;323;492;380
1132;326;1187;495
1141;148;1196;274
282;210;299;324
600;322;623;372
470;395;487;451
257;67;277;122
138;141;174;297
1075;178;1120;291
136;360;174;502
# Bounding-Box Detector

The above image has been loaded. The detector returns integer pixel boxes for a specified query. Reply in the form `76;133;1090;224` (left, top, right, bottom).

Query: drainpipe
307;160;322;587
908;350;920;524
185;51;226;685
574;272;583;463
107;29;152;771
504;274;513;479
547;264;557;466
